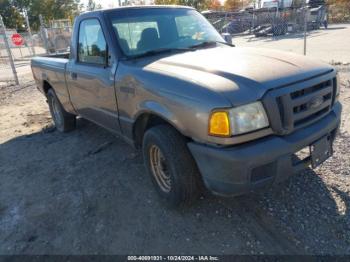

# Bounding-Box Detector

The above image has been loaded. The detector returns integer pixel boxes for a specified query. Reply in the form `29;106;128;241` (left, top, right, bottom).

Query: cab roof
84;5;194;15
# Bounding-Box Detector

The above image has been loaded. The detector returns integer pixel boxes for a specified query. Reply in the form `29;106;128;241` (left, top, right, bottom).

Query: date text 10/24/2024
127;256;219;261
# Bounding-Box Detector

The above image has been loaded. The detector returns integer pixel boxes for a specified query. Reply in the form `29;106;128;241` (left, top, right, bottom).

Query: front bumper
188;102;342;196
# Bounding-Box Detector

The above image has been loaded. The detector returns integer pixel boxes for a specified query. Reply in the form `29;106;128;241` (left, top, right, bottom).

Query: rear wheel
47;89;76;132
142;125;202;206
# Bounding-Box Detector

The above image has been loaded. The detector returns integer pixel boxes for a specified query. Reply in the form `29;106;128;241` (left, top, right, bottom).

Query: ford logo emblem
308;96;324;109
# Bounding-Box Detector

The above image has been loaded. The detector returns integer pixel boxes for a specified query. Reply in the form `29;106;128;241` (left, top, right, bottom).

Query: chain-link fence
203;4;328;38
328;2;350;23
0;16;19;87
202;0;350;63
0;14;72;87
38;16;72;54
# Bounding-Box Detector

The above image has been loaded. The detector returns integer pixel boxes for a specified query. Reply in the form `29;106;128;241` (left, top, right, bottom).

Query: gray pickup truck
31;6;342;206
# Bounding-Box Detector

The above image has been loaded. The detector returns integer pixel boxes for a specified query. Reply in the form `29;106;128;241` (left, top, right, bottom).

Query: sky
81;0;118;8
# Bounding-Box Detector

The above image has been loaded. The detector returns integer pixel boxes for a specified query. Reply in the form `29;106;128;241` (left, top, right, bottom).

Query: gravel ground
0;68;349;255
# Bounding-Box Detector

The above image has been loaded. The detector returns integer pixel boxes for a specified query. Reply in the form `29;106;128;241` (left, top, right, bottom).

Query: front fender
137;100;186;133
118;100;189;146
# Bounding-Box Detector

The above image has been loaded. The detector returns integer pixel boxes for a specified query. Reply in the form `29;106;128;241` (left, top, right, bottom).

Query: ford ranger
31;6;342;206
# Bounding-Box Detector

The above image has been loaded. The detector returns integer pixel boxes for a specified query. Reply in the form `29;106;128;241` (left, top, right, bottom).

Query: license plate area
310;135;333;168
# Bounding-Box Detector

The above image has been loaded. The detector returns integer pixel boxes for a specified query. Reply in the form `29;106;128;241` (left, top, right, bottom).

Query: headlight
229;102;269;135
209;102;269;137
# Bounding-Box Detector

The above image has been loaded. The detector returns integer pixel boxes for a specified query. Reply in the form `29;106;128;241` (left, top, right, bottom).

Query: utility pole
303;0;308;55
0;15;19;85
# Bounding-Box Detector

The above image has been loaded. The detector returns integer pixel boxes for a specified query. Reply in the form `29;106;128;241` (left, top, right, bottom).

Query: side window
78;19;107;65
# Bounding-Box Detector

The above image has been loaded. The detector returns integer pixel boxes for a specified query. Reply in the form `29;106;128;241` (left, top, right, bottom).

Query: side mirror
221;33;233;45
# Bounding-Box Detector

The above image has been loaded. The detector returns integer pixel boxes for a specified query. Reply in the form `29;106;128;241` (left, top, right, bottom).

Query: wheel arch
42;80;53;95
41;79;77;115
132;105;189;149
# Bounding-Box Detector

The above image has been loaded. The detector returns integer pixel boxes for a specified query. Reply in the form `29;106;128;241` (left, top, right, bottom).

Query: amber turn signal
209;111;230;137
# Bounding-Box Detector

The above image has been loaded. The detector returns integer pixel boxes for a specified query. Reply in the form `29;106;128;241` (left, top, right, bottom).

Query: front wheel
47;89;76;132
142;125;202;206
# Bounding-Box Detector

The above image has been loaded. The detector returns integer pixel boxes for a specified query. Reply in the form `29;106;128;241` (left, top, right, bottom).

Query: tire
47;89;76;132
142;125;202;206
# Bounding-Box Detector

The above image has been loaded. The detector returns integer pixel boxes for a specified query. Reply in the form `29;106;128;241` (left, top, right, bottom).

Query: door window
78;19;107;65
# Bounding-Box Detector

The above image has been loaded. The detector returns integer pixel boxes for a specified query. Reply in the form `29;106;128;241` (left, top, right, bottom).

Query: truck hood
146;47;335;105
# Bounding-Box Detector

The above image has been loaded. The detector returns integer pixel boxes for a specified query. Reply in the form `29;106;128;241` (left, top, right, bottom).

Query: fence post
39;15;49;54
251;8;255;32
0;15;19;85
25;10;36;56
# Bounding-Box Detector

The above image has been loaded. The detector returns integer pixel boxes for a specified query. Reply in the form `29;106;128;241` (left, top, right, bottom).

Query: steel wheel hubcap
149;145;171;193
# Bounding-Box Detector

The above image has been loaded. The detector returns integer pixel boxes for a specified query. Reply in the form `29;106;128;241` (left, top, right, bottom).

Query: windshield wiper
128;47;192;59
126;41;234;60
189;41;234;49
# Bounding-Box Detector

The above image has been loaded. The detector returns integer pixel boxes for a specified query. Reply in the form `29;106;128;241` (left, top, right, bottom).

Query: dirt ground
0;66;349;255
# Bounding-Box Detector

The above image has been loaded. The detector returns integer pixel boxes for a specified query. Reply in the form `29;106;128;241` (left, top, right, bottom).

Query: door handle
71;72;78;80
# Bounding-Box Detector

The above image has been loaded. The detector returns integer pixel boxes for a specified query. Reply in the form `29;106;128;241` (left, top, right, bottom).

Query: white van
261;0;293;8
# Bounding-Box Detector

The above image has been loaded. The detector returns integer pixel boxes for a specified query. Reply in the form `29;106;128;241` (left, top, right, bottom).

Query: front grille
263;73;336;135
289;79;333;128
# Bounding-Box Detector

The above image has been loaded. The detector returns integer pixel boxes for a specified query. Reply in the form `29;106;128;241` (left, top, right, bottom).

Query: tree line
0;0;102;31
153;0;250;11
0;0;253;31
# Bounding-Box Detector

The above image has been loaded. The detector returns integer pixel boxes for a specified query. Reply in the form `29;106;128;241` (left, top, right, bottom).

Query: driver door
66;18;120;133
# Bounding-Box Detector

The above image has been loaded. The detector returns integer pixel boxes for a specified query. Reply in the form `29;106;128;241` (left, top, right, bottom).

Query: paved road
233;24;350;63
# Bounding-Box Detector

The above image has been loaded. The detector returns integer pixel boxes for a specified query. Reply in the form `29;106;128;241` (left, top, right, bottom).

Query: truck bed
37;52;70;59
31;53;70;79
31;55;70;109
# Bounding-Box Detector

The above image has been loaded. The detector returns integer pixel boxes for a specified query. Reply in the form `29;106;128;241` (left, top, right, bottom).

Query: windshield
108;8;225;57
